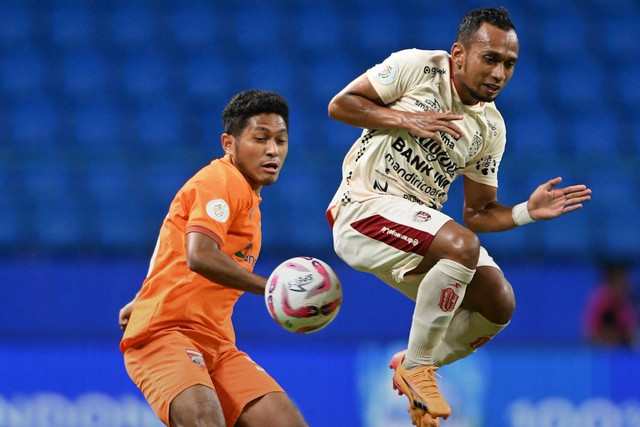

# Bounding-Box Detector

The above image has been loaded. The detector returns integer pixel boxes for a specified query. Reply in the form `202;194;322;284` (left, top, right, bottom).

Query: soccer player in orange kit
118;90;308;427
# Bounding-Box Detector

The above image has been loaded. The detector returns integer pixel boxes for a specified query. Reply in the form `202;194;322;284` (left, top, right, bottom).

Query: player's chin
259;173;280;186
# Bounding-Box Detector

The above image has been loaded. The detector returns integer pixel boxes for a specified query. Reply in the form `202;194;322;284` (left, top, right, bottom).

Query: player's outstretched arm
527;177;592;220
328;74;464;144
186;231;267;295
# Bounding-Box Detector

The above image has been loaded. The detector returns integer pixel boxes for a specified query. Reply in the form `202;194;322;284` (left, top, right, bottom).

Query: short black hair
222;89;289;137
455;8;516;47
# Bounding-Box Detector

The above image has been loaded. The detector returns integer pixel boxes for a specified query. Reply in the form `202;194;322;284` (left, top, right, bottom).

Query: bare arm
463;176;592;233
186;231;266;295
328;73;464;144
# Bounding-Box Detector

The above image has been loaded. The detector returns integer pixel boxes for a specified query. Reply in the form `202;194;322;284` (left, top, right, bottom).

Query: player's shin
403;259;475;370
431;308;508;366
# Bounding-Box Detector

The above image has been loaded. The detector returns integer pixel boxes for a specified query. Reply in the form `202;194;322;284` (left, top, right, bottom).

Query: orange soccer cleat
389;350;450;426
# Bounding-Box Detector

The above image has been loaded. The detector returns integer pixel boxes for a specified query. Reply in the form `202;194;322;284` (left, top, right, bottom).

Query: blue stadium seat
0;172;19;247
110;1;155;51
86;161;148;249
601;17;640;62
145;161;194;209
51;1;95;48
122;51;170;103
554;59;604;112
307;55;357;105
355;9;403;56
184;52;232;103
33;198;83;249
136;102;182;149
235;3;280;49
1;48;45;99
74;101;120;149
0;1;32;47
245;54;293;98
170;2;217;51
295;5;342;52
601;206;640;258
417;12;463;52
568;111;620;155
10;97;57;149
504;107;558;157
540;15;588;60
617;64;640;109
62;50;107;101
540;209;593;258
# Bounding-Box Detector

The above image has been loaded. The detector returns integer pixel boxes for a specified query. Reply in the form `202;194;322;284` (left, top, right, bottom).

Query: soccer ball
265;256;342;333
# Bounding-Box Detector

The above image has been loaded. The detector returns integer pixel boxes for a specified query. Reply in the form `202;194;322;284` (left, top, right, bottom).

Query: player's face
223;113;288;191
452;23;519;104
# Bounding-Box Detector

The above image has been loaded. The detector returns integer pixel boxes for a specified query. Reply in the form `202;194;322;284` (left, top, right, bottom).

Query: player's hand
527;177;592;220
401;109;464;145
118;299;136;331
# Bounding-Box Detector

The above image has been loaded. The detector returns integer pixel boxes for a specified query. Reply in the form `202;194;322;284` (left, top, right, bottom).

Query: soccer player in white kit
326;8;592;427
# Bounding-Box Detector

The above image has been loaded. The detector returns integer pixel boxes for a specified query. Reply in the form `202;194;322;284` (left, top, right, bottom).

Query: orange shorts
123;328;284;426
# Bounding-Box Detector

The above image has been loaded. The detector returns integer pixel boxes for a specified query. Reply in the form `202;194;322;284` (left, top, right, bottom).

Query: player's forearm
328;92;404;131
187;248;267;295
463;201;519;232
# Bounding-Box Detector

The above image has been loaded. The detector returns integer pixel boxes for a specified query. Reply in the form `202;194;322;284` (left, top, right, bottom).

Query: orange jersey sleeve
121;155;262;351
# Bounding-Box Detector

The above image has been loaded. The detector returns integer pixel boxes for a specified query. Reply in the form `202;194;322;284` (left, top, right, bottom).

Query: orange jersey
120;154;262;352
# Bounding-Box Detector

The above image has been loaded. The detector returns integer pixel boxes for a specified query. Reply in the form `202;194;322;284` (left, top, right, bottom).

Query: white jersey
329;49;507;212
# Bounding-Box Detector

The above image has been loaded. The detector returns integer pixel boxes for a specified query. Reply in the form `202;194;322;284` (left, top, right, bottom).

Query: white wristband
511;201;535;226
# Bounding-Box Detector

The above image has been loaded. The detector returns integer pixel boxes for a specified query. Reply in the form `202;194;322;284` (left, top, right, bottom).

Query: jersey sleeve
366;49;429;105
461;115;506;187
183;167;241;247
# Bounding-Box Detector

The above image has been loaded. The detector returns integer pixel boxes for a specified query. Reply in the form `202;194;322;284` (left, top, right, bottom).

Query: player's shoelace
405;367;443;399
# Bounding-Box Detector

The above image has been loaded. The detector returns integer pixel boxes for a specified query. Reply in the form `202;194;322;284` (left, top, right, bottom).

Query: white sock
430;308;509;367
403;259;475;370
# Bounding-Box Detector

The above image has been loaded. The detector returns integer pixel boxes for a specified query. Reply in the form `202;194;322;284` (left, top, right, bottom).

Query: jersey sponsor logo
385;153;448;199
350;214;434;254
414;97;442;113
206;199;230;222
186;349;206;368
373;179;388;193
423;66;447;76
373;59;398;84
235;243;257;267
412;210;431;222
439;286;460;312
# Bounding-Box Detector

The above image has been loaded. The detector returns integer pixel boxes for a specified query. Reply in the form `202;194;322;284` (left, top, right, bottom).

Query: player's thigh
461;249;515;324
212;349;287;427
332;196;450;280
236;392;308;427
169;384;225;427
123;330;218;426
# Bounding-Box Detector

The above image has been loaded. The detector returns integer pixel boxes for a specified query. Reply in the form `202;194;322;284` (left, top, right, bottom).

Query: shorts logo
186;349;206;368
412;211;431;222
373;59;398;85
206;199;230;222
439;286;460;312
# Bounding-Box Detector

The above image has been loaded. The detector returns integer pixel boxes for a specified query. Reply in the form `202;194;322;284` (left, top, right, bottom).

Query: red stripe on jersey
350;214;434;255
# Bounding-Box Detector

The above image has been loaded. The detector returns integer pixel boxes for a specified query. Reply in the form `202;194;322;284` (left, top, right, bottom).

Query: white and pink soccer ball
265;256;342;333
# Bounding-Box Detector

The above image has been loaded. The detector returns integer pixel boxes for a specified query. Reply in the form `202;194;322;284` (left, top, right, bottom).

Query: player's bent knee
237;392;308;427
431;223;480;268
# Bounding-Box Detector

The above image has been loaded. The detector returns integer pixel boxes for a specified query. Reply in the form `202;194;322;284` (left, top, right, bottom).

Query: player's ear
221;133;235;155
451;43;464;68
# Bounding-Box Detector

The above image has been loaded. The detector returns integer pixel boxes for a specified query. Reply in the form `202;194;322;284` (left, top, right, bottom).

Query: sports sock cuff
436;259;476;284
470;310;510;331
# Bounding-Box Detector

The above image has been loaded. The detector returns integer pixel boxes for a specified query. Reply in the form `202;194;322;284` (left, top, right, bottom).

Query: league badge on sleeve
374;59;398;85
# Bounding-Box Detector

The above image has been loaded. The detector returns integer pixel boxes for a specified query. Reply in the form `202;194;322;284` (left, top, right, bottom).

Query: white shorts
331;196;501;300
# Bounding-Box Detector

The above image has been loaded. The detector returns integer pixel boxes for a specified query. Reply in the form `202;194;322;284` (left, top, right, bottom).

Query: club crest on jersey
374;59;398;85
412;211;431;222
206;199;230;222
186;349;206;368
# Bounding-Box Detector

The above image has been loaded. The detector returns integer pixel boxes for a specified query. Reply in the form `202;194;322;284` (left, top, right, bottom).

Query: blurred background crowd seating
1;0;638;262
